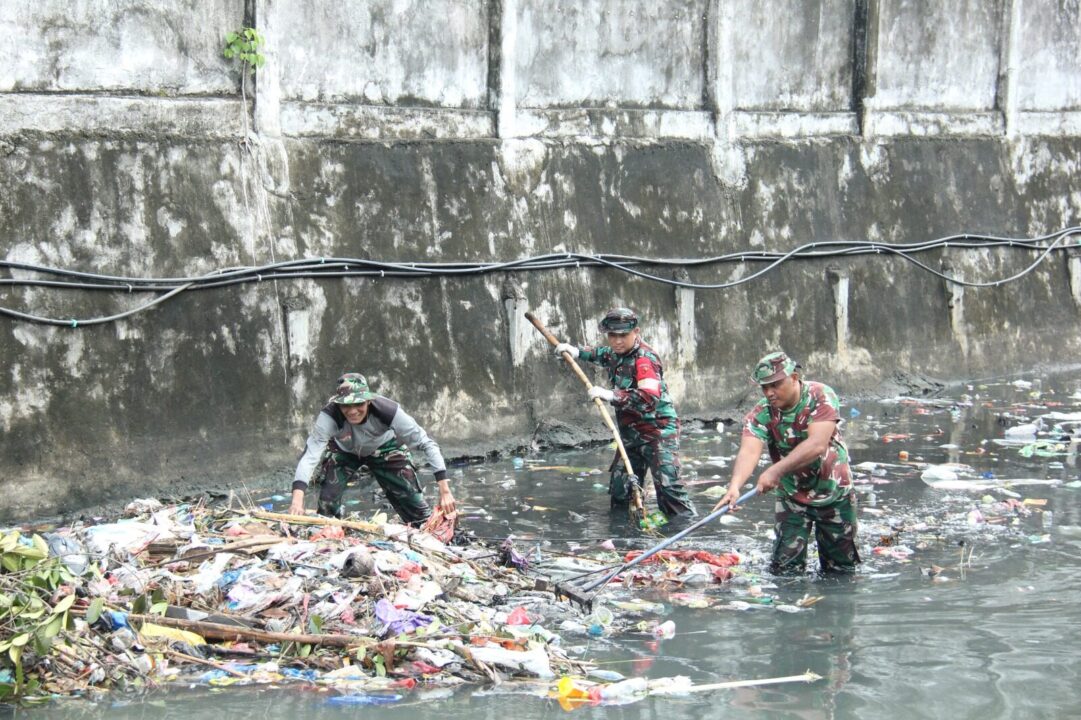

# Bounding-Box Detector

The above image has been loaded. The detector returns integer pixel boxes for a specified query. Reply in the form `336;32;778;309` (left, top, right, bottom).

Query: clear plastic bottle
1043;510;1054;529
597;677;648;700
652;620;676;639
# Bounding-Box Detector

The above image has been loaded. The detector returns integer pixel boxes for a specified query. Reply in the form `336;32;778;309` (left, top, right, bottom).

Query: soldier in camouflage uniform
554;308;696;517
289;374;457;525
713;352;859;574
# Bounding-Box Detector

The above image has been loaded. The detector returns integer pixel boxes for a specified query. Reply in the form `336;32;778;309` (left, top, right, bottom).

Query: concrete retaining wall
0;0;1079;520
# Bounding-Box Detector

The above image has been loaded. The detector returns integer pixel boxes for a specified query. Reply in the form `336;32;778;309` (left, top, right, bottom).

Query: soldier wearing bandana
290;374;457;525
714;352;859;574
554;308;696;518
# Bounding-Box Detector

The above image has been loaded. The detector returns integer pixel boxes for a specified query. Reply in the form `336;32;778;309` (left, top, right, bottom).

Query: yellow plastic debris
138;622;206;646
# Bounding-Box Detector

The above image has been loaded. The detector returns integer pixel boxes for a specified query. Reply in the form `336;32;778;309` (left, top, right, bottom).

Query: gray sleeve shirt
293;396;448;490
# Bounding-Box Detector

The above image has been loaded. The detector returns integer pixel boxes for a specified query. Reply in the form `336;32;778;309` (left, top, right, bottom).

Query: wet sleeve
293;411;338;491
613;355;661;412
390;407;448;481
741;405;770;443
810;385;841;424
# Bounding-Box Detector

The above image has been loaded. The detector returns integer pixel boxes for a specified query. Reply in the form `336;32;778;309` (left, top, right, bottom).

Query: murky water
14;373;1081;719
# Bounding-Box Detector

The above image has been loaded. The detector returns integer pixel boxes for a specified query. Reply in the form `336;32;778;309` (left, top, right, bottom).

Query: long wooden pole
524;312;644;517
651;670;824;695
128;613;371;648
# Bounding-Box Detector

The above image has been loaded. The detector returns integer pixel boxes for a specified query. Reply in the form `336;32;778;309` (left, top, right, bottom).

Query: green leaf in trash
86;597;104;625
52;594;76;615
0;532;18;552
308;614;324;635
298;643;311;658
32;630;52;656
149;602;168;616
42;613;64;639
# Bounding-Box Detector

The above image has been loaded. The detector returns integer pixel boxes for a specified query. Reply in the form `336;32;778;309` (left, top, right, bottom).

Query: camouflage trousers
314;439;431;526
770;493;860;575
609;432;696;517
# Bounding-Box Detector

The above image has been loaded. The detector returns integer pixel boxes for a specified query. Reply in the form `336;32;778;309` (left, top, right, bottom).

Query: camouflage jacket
742;380;851;506
579;338;678;438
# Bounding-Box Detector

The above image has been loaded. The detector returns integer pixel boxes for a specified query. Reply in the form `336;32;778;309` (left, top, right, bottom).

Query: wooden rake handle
524;312;637;480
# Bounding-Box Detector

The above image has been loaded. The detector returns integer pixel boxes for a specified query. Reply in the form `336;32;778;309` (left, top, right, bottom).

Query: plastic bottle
596;677;648;700
652;620;676;639
587;606;614;627
1043;510;1053;529
512;457;525;469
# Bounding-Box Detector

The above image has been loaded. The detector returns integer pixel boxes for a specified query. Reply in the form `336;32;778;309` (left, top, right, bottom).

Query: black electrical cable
0;228;1077;327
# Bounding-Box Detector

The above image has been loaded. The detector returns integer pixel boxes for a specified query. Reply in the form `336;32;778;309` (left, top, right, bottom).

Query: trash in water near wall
0;503;610;703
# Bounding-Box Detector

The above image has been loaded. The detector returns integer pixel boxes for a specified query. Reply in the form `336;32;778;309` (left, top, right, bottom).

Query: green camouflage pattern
314;438;430;525
579;341;678;436
331;375;377;405
598;307;639;333
608;431;695;516
771;493;860;574
743;380;852;506
752;351;798;384
580;337;694;517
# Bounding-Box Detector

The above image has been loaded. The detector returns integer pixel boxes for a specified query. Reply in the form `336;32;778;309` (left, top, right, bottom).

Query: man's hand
755;467;781;494
553;342;579;359
712;485;743;513
436;480;457;518
288;488;306;516
588;385;615;403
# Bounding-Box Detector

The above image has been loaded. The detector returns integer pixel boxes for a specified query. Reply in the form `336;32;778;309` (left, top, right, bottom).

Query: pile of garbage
0;500;599;703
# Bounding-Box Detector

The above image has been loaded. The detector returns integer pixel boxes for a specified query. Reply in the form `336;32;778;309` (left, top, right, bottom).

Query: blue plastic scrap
102;610;130;631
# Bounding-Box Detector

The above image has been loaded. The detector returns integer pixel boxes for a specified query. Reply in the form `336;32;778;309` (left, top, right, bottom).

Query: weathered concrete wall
1016;0;1081;112
514;0;706;108
870;0;1002;111
0;0;238;94
270;0;489;106
0;0;1079;521
726;0;854;112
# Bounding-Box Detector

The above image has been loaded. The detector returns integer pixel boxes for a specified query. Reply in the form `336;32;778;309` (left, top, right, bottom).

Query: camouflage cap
331;374;377;404
598;307;639;334
752;351;800;384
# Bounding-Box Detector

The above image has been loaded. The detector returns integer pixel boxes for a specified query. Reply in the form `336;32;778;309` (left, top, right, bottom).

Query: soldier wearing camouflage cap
554;307;696;518
713;352;859;575
290;373;456;525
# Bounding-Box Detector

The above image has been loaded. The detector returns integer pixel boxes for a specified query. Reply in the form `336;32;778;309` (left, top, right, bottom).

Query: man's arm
755;421;836;493
389;408;457;517
289;411;337;515
713;435;765;511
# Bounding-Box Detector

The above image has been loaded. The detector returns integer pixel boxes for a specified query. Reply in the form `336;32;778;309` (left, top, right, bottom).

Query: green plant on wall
224;27;265;72
223;27;266;136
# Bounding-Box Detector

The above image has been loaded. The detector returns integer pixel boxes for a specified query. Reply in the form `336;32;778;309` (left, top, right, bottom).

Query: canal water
15;372;1081;719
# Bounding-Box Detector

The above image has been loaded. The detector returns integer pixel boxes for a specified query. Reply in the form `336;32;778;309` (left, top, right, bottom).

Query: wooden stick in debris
250;510;381;534
161;648;249;678
146;535;286;567
127;613;374;648
652;670;823;694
